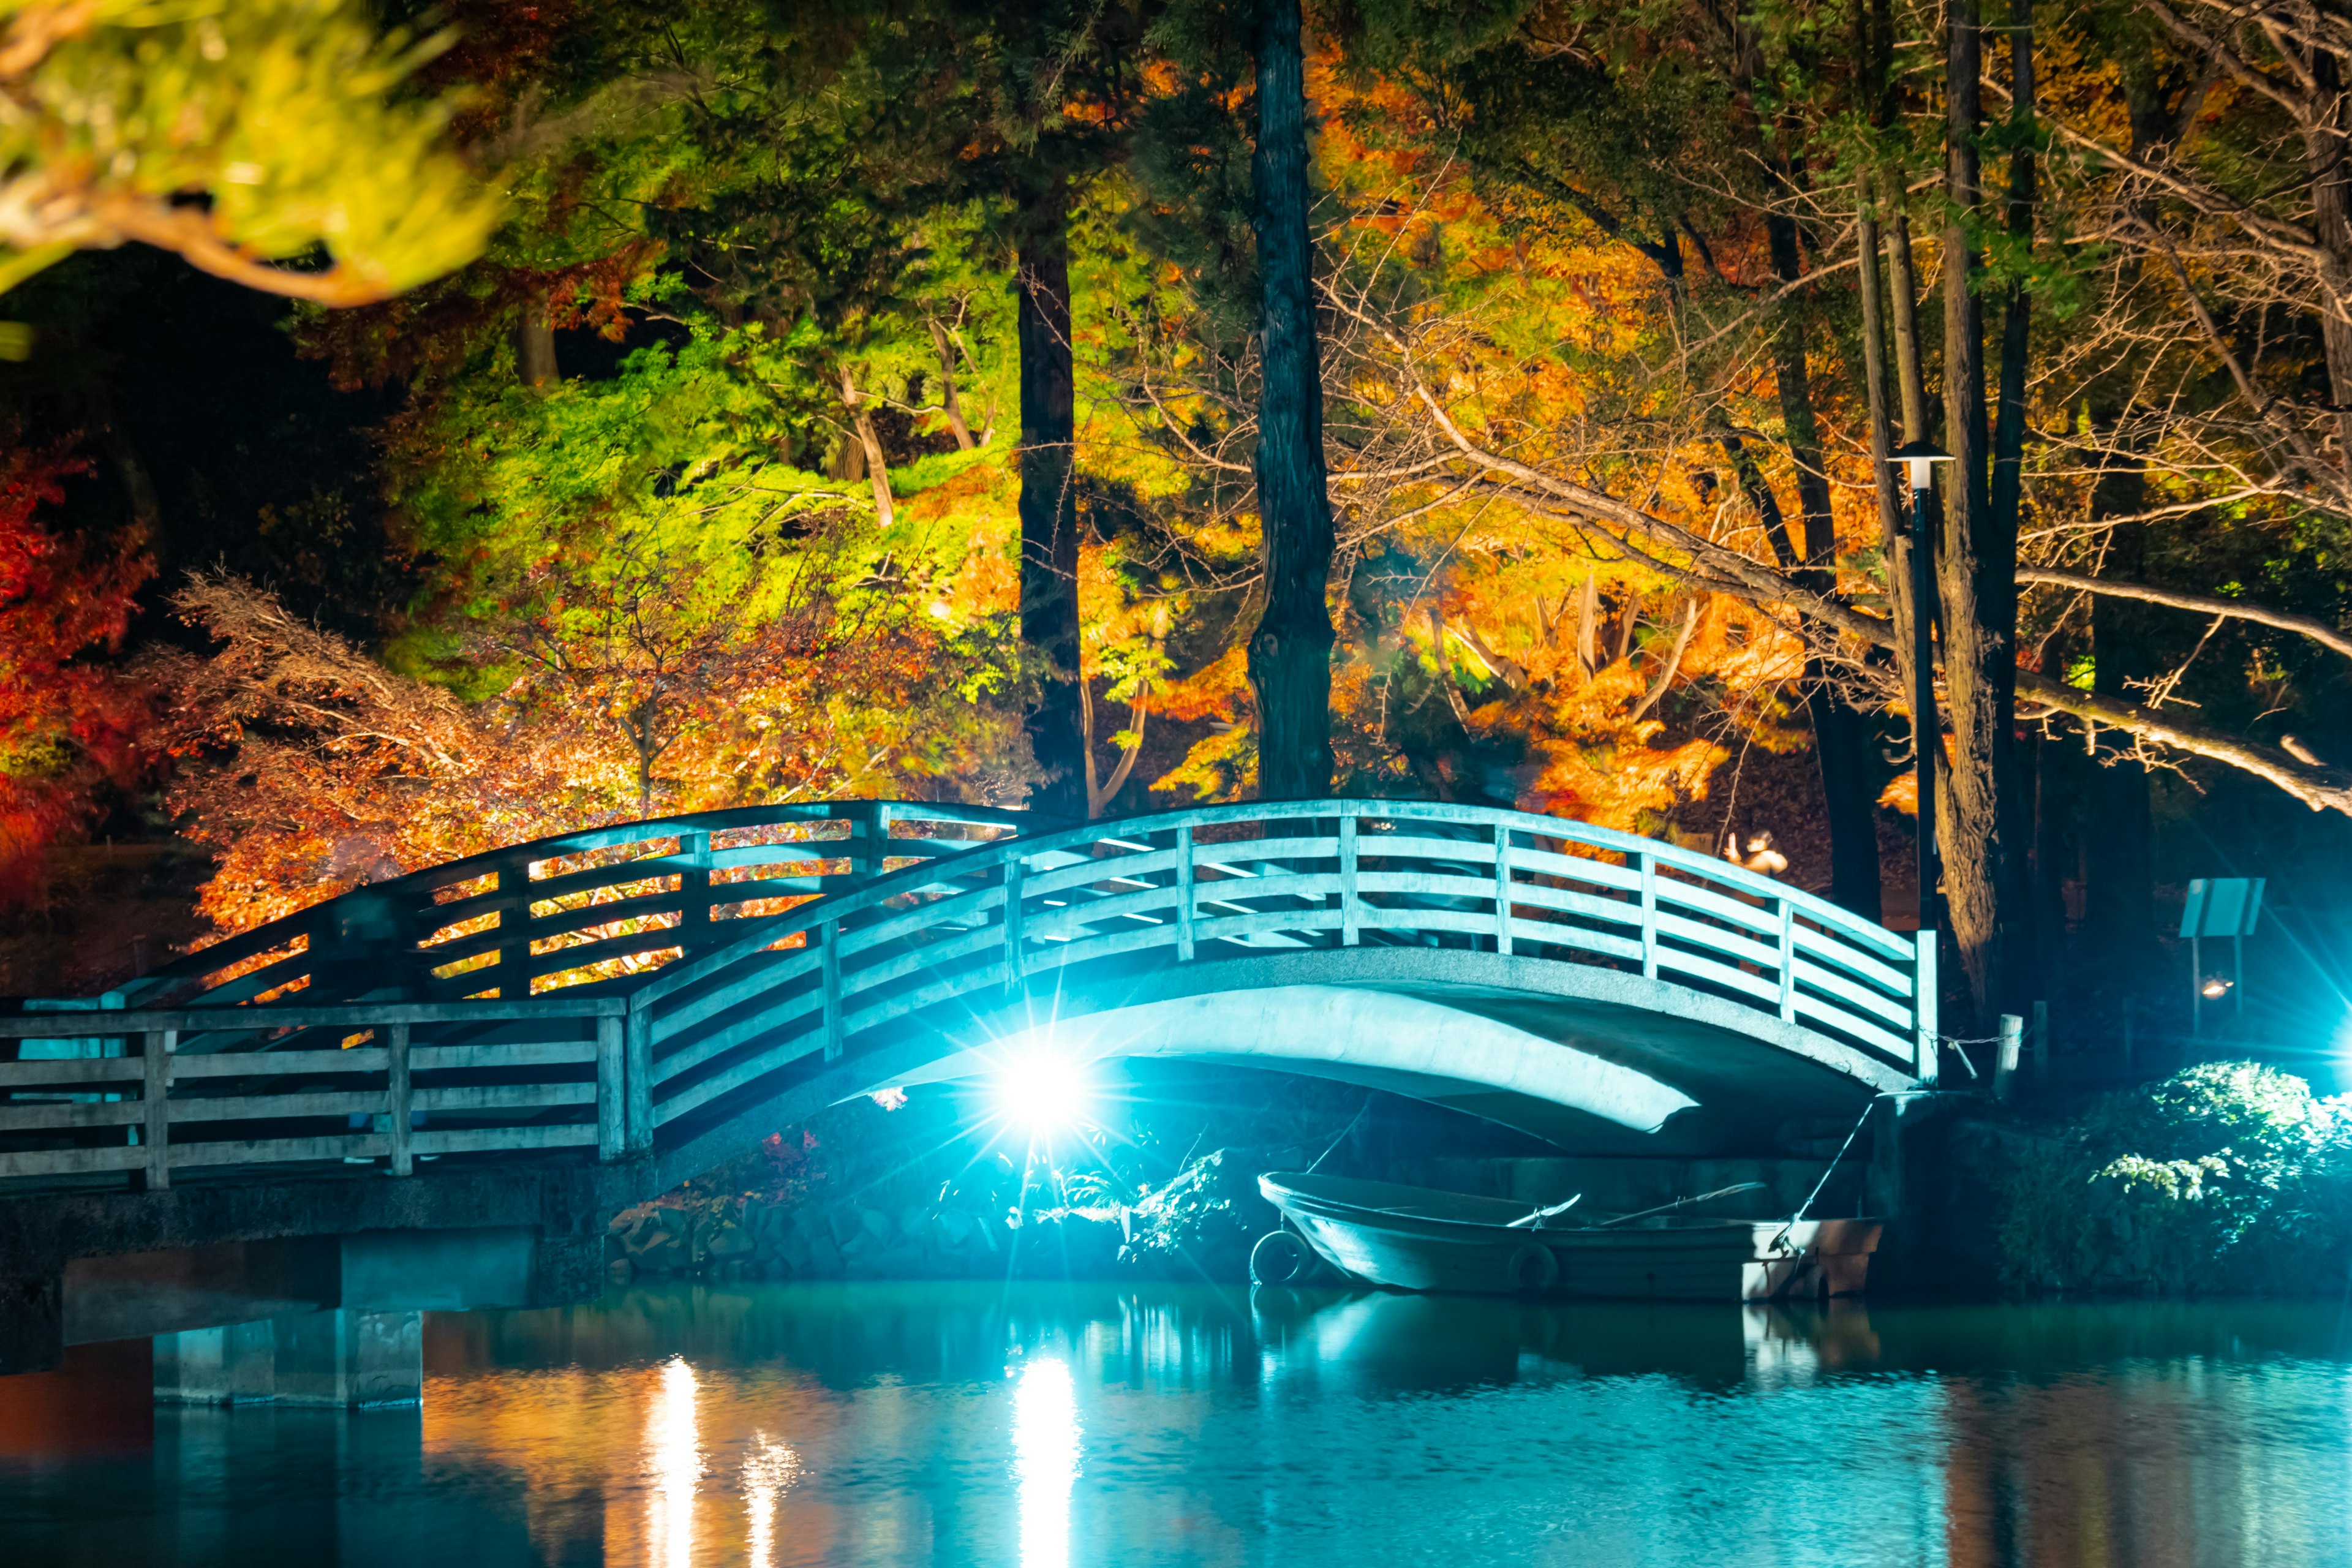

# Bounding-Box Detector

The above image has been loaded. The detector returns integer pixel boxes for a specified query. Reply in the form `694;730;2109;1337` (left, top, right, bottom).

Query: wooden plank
597;1013;624;1163
0;997;623;1038
1351;870;1499;904
1506;843;1643;895
1914;937;1937;1084
1191;908;1346;944
0;1144;148;1178
646;945;820;1044
1790;993;1915;1065
165;1091;385;1122
1640;854;1659;981
0;1099;144;1131
387;1022;412;1177
413;1041;599;1070
414;1083;595;1112
1189;834;1338;872
1777;903;1797;1023
1177;826;1197;960
1651;946;1780;1007
649;988;824;1085
1494;831;1515;957
653;1038;814;1126
1019;845;1181;901
142;1031;172;1191
625;1008;654;1153
1017;886;1181;944
168;1049;390;1078
1651;910;1780;973
1192;870;1335;908
1344;907;1494;941
168;1134;385;1169
1503;916;1645;964
1338;816;1359;947
1789;922;1913;998
1790;957;1912;1029
1646;875;1781;940
409;1124;597;1156
0;1058;143;1088
1003;856;1025;988
837;923;1006;1003
1496;881;1641;932
821;921;843;1061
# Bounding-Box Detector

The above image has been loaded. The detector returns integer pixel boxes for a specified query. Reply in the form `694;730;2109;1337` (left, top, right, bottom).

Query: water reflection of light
1014;1358;1079;1568
743;1432;799;1568
646;1356;700;1568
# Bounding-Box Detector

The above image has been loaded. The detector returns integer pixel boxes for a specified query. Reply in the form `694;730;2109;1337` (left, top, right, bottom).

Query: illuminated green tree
0;0;498;309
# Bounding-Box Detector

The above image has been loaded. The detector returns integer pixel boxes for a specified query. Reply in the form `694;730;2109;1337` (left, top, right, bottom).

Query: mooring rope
1770;1095;1884;1254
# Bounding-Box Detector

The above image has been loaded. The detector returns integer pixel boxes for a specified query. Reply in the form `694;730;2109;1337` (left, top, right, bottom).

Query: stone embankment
605;1195;1130;1284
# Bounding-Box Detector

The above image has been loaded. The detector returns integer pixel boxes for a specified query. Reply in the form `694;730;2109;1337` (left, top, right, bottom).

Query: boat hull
1261;1172;1880;1302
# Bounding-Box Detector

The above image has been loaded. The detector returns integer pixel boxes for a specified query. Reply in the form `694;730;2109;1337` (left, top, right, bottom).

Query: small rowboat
1255;1171;1880;1302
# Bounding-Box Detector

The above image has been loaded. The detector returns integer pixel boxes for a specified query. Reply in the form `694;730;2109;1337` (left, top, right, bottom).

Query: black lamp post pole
1910;477;1939;940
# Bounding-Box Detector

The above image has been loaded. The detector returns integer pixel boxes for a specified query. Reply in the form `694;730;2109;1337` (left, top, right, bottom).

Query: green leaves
0;0;499;301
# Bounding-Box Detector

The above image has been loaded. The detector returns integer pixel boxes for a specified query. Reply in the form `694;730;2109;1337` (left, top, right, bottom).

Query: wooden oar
1588;1182;1767;1230
1506;1194;1583;1229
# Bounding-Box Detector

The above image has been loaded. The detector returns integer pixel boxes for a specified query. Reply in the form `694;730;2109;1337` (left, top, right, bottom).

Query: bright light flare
992;1047;1095;1137
1013;1358;1079;1568
2203;977;2234;999
646;1355;700;1568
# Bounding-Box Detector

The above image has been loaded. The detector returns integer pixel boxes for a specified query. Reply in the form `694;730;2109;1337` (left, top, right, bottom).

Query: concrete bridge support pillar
153;1310;423;1408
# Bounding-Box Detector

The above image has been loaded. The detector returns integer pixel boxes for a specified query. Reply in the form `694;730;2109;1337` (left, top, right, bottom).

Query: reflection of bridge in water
0;799;1934;1376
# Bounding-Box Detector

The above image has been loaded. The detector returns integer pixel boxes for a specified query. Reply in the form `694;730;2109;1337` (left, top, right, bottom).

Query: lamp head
1890;439;1954;492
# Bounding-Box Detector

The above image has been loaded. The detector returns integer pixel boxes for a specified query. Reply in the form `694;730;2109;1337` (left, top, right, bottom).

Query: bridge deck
1;799;1932;1194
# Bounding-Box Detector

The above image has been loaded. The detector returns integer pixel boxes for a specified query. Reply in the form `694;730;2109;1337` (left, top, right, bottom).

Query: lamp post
1890;440;1952;944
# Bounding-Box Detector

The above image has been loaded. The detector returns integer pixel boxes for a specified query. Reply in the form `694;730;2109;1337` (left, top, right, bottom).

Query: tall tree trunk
1857;173;1921;850
1939;0;2019;1022
515;288;558;388
2084;415;2157;978
1990;0;2041;1001
2305;50;2352;462
928;319;977;451
1989;0;2037;541
838;366;895;528
1247;0;1336;800
1015;176;1086;820
1764;209;1882;918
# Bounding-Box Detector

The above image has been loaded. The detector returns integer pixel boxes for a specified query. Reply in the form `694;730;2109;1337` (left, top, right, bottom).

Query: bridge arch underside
666;949;1910;1173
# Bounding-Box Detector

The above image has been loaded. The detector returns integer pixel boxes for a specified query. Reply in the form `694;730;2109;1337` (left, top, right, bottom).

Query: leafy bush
2000;1063;2352;1295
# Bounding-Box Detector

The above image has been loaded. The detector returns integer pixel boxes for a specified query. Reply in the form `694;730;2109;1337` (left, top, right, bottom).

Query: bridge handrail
4;798;1933;1196
622;799;1934;1152
119;799;1057;1011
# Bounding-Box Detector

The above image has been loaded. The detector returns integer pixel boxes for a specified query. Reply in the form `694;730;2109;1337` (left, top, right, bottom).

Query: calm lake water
7;1283;2352;1566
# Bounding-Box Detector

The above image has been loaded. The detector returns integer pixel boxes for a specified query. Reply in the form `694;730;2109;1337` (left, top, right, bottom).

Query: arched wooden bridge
0;800;1936;1194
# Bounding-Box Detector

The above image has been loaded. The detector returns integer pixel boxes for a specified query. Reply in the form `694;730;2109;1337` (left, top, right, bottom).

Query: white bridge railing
0;800;1932;1191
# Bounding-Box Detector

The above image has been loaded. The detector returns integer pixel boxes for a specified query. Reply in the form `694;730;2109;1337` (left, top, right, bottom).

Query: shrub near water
2000;1064;2352;1295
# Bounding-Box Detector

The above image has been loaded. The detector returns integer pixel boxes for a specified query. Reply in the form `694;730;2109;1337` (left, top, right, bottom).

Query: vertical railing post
595;1012;624;1163
1338;815;1359;948
1493;825;1513;957
386;1022;413;1177
680;829;713;940
1994;1013;2023;1102
1913;932;1939;1085
1638;854;1658;981
822;919;845;1061
497;865;532;1000
1776;902;1796;1023
1173;831;1196;961
625;1007;654;1152
854;802;893;888
1005;855;1029;981
139;1028;172;1191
